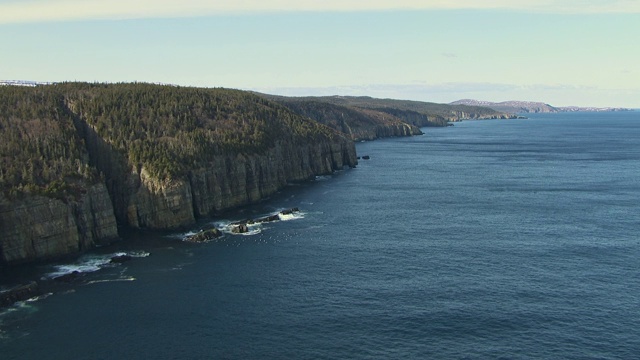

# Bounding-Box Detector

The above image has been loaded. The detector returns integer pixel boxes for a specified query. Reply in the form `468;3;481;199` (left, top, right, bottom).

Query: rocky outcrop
0;183;119;266
0;282;39;307
185;228;223;243
232;224;249;234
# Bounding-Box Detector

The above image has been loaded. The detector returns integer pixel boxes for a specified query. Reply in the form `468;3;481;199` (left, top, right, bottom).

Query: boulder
280;207;300;215
185;228;223;242
1;281;40;308
232;224;249;234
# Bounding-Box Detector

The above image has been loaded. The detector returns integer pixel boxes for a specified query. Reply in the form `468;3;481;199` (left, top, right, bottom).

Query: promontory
0;82;508;266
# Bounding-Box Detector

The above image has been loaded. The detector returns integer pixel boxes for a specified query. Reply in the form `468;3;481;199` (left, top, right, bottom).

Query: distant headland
450;99;633;114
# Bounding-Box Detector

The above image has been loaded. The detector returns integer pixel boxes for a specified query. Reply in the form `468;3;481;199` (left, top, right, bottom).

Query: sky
1;0;639;107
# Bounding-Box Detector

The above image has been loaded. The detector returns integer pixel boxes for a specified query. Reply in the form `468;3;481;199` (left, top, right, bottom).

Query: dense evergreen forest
260;93;509;128
0;86;98;200
1;82;507;202
0;83;345;200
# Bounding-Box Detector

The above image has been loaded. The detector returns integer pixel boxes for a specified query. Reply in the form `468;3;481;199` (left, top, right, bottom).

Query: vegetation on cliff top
260;94;507;127
1;82;505;200
261;99;423;140
0;86;98;200
0;83;349;199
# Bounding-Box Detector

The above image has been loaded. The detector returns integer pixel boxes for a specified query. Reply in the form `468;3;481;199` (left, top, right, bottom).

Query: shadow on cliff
65;103;134;229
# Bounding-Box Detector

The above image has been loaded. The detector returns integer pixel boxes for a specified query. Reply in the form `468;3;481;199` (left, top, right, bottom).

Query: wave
85;277;136;285
25;293;53;303
42;251;149;279
167;230;198;240
278;210;305;221
217;222;263;236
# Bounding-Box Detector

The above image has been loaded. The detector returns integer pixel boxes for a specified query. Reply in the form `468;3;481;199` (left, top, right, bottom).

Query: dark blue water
2;112;640;359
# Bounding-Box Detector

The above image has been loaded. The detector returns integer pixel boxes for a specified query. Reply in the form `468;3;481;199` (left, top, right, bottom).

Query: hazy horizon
1;0;638;107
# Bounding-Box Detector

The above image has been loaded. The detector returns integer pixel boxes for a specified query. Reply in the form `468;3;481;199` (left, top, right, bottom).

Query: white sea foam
127;251;150;258
278;211;305;221
42;251;149;279
85;277;136;285
166;230;198;240
25;293;53;303
44;256;112;279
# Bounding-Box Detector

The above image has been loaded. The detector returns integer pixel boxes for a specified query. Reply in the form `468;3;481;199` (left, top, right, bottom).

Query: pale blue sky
1;1;638;107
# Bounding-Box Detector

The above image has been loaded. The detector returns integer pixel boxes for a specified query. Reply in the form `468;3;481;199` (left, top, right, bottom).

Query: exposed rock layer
0;183;118;265
0;84;358;266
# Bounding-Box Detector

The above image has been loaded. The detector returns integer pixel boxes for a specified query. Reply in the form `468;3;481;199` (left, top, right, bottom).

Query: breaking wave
42;251;149;279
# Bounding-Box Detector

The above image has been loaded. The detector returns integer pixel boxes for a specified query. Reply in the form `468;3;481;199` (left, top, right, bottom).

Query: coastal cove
2;111;639;359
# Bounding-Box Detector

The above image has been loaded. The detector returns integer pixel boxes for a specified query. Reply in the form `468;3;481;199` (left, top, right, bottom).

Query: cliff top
0;82;351;199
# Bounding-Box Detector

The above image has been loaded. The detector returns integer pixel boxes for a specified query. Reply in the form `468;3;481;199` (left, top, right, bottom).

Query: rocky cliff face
0;135;356;265
0;83;359;266
0;183;118;266
119;139;356;229
447;111;517;122
261;99;424;141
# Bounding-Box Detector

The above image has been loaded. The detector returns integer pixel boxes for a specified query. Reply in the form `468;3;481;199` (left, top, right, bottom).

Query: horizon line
2;80;637;109
2;0;640;24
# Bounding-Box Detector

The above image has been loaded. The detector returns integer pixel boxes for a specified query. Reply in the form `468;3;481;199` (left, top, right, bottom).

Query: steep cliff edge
1;83;357;265
259;98;424;141
0;86;119;266
0;183;118;266
259;94;513;134
62;83;357;230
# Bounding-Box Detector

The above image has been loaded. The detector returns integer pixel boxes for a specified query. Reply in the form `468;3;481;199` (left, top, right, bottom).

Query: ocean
1;111;639;359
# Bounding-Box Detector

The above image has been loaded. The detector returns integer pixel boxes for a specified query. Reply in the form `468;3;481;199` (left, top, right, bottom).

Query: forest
0;83;344;200
1;82;505;202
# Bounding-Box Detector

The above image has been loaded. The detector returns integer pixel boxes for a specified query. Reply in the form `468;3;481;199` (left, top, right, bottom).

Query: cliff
451;99;636;114
119;140;355;229
0;83;357;265
0;183;118;265
261;94;512;130
257;98;423;141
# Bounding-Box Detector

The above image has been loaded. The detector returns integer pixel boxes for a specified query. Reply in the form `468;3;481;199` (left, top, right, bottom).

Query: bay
2;111;639;359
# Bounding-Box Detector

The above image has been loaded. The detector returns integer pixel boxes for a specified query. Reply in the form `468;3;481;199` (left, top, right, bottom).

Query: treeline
260;93;505;126
0;86;97;200
1;83;345;199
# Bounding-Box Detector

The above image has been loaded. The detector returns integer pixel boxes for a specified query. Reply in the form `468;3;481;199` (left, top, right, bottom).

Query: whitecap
85;277;136;285
43;255;113;279
42;251;150;279
127;251;150;258
25;293;53;303
166;230;197;240
278;210;305;221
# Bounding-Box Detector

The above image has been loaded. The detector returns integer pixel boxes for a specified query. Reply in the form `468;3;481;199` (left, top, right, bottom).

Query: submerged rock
254;214;280;223
0;281;40;308
110;254;133;263
53;271;83;283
